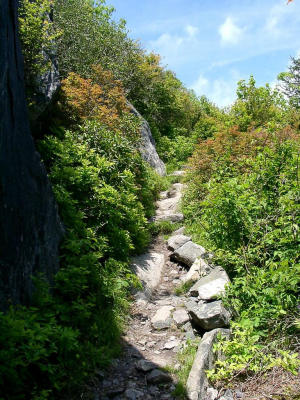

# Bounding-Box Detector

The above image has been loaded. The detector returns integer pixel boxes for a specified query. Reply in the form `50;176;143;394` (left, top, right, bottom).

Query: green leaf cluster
184;125;299;382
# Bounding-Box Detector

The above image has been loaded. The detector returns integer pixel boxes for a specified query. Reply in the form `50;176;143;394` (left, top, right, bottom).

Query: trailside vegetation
183;76;300;387
1;0;299;398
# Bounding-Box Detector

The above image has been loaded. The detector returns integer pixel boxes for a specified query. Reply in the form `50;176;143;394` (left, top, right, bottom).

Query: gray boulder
172;308;190;326
181;258;212;284
186;328;230;400
155;213;184;223
189;266;230;300
128;104;166;176
147;369;172;384
172;242;207;267
135;360;156;372
187;300;231;330
131;252;165;298
151;306;174;330
167;235;191;251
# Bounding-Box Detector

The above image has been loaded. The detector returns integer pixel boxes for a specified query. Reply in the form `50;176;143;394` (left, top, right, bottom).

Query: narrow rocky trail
95;173;233;400
96;176;187;400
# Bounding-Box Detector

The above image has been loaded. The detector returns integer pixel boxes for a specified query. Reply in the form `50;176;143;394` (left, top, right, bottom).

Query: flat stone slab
189;266;230;300
172;241;207;267
156;196;180;213
186;328;230;400
151;305;174;330
155;213;184;223
187;300;231;331
173;226;185;235
167;234;191;251
131;252;165;296
163;339;180;349
172;308;190;326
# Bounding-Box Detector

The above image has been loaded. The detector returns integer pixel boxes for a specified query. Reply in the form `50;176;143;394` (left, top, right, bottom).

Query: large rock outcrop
128;103;166;176
29;48;60;123
0;0;64;308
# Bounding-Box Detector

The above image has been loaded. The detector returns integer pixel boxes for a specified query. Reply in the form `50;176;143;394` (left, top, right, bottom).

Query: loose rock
172;241;207;267
181;258;212;284
147;369;172;384
163;339;180;349
167;234;191;251
156;213;184;223
189;266;230;300
125;388;144;400
172;308;189;326
187;300;231;330
135;360;156;373
151;306;174;330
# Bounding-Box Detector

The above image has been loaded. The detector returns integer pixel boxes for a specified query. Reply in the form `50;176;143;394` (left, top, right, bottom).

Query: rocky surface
186;329;230;400
181;258;213;284
189;266;230;300
151;305;174;330
167;235;191;251
155;183;184;222
0;0;64;309
171;241;207;267
187;300;231;330
93;172;233;399
132;252;165;298
128;103;166;176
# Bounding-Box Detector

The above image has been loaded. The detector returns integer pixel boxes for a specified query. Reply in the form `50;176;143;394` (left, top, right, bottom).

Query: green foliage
184;118;299;382
175;280;194;296
149;221;182;236
0;119;164;398
230;75;287;131
53;0;143;89
18;0;60;107
171;339;199;399
207;325;300;383
157;135;195;164
278;56;300;109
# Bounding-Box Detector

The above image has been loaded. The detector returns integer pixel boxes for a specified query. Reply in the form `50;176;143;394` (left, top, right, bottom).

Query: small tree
278;57;300;109
231;75;286;131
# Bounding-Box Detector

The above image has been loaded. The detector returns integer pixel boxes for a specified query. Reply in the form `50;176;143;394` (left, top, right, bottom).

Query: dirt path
95;176;188;400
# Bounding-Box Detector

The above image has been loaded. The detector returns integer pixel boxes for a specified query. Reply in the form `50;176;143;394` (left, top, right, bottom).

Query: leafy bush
230;75;287;132
61;66;129;129
0;118;164;398
184;128;300;383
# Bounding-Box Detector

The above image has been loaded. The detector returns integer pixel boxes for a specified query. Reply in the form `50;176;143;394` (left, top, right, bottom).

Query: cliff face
0;0;64;308
128;103;166;176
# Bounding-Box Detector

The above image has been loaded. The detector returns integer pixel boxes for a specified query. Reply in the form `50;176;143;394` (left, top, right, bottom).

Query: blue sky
109;0;300;107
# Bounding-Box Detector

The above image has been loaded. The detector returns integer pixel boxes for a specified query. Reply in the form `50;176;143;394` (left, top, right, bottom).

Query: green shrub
0;119;164;398
184;133;300;383
149;221;182;236
175;280;194;296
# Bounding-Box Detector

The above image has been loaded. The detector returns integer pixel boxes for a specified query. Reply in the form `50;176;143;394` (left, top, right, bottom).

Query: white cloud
185;25;199;38
151;33;183;49
219;17;244;45
191;70;242;108
191;75;209;95
148;24;200;65
265;1;295;36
